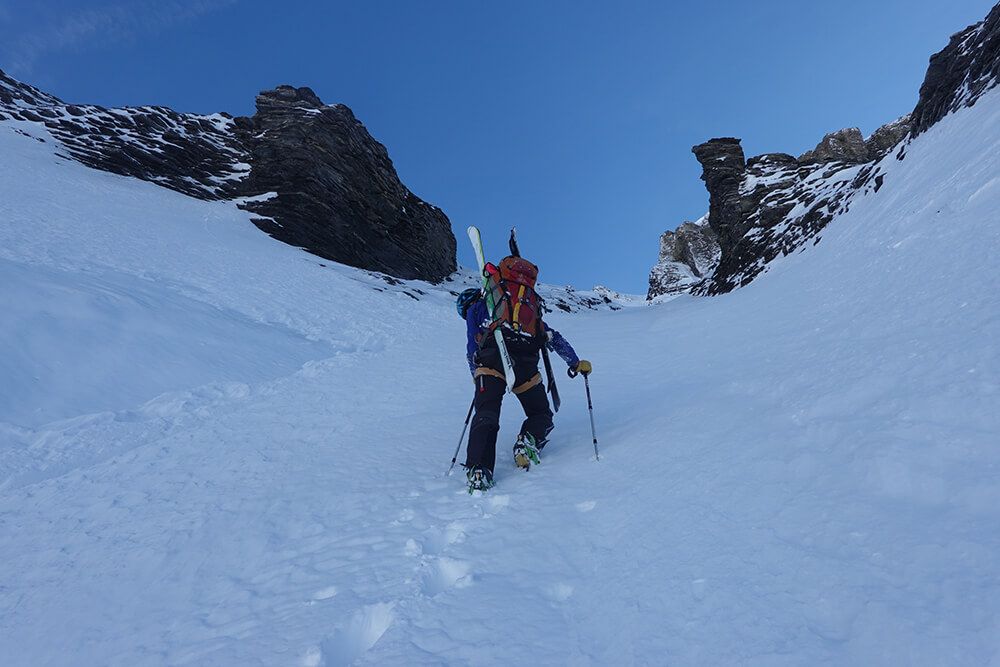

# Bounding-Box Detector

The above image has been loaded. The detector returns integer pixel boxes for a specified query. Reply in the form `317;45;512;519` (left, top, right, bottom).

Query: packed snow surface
2;86;1000;666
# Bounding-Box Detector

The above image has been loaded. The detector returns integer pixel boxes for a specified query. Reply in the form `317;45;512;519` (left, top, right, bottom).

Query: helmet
456;287;481;319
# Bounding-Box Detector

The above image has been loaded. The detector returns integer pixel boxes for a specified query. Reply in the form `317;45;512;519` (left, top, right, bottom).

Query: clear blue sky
2;0;995;292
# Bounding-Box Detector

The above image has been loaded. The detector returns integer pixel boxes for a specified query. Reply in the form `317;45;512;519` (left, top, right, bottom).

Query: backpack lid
499;255;538;288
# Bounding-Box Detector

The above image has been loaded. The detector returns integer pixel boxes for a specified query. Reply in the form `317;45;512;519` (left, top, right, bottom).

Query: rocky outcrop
912;3;1000;135
0;70;248;200
648;134;892;299
864;114;912;159
691;138;747;252
237;86;455;282
702;144;882;294
0;70;61;108
798;116;912;166
647;218;720;298
0;70;456;282
798;127;870;164
663;220;720;278
647;2;1000;299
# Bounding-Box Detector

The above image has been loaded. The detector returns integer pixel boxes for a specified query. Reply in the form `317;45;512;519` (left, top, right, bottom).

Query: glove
575;360;592;375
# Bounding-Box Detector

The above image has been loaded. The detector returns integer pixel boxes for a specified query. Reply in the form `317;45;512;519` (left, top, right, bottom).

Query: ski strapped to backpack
508;227;560;412
467;226;516;391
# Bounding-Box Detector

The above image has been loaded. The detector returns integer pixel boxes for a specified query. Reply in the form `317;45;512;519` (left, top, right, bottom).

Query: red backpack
484;255;543;339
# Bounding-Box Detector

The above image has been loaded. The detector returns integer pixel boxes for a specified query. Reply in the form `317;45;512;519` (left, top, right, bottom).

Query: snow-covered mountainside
0;71;456;282
3;62;1000;665
648;2;1000;299
0;70;249;200
646;127;902;299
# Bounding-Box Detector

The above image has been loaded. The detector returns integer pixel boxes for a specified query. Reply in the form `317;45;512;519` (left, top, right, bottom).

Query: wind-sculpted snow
2;80;1000;663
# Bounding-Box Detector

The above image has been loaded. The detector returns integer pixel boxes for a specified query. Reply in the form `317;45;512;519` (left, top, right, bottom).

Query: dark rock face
912;3;1000;135
691;138;747;252
0;70;456;282
238;86;455;282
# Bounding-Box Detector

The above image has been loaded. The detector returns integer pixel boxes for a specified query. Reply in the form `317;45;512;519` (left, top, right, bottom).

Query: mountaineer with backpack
455;241;592;493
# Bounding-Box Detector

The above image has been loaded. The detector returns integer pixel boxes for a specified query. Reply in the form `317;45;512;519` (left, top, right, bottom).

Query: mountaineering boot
513;433;541;470
467;467;494;494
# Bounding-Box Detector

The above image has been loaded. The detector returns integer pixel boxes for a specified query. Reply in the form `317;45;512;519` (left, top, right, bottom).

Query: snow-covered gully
2;86;999;665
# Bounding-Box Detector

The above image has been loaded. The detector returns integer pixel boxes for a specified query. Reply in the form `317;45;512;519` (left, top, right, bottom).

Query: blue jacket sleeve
544;322;579;368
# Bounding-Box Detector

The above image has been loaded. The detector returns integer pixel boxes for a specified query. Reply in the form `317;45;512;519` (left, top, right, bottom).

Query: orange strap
474;367;506;382
513;372;542;395
473;368;542;395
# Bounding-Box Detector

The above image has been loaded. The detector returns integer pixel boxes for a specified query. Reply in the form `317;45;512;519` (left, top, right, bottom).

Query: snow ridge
0;69;248;200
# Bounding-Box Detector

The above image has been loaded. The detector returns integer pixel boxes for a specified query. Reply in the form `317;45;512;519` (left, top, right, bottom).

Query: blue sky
1;0;995;292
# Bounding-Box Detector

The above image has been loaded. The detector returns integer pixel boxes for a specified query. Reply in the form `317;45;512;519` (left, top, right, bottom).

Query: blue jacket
465;299;579;374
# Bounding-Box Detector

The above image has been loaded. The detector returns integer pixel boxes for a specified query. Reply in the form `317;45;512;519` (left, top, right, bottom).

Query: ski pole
583;373;600;461
446;396;476;476
568;367;600;461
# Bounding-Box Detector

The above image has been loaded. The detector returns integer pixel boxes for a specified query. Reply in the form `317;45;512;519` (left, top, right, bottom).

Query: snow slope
1;82;999;667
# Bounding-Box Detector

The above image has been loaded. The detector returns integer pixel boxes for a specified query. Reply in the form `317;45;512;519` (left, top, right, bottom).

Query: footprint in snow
691;578;707;600
419;521;467;555
311;586;338;601
301;646;322;667
487;494;510;511
403;538;422;557
543;583;574;602
421;557;473;596
390;508;415;526
319;601;395;666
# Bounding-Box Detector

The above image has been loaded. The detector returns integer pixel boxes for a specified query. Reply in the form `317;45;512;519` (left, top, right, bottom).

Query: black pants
465;351;554;475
